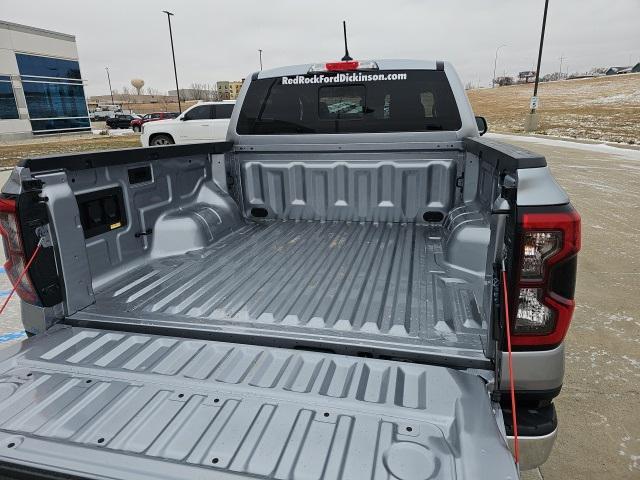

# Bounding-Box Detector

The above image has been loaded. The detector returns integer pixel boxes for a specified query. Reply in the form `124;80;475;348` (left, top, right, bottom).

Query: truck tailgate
0;326;517;480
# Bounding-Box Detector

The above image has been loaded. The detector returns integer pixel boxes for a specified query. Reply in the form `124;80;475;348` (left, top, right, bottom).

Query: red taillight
511;208;581;347
0;198;39;304
325;61;360;71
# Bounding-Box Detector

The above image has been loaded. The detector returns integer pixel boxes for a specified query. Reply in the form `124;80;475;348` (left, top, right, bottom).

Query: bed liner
69;220;489;368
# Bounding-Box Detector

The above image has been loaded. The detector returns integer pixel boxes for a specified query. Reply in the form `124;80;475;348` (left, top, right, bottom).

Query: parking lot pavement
0;136;638;478
491;134;640;480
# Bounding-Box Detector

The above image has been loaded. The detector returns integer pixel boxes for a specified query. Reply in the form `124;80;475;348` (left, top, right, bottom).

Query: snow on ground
91;129;135;136
487;133;640;162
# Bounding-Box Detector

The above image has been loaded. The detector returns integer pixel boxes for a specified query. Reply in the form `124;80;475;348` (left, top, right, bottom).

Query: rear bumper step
507;428;558;471
503;403;558;470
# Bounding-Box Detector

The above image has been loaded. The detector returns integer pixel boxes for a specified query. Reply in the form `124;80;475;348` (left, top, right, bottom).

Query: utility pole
162;10;182;113
493;44;507;88
258;49;263;71
105;67;114;105
559;53;565;79
525;0;550;132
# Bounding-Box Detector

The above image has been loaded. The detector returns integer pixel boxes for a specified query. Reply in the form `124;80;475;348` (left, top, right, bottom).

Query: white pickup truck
140;101;235;146
0;58;580;479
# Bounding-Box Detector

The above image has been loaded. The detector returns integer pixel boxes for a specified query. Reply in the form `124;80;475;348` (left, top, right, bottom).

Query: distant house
494;76;514;87
605;66;631;75
518;71;536;83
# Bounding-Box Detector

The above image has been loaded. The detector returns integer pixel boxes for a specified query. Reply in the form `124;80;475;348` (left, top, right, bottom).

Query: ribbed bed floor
72;221;489;365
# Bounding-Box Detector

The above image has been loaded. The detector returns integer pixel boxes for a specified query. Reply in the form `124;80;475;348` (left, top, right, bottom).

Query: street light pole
493;45;507;88
162;10;182;113
258;49;263;71
531;0;550;112
525;0;550;132
105;67;114;105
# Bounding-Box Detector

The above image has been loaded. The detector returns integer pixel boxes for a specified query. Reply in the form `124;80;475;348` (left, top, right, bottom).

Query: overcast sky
3;0;639;96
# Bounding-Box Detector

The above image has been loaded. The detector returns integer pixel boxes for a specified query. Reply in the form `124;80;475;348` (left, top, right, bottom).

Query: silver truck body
0;59;577;478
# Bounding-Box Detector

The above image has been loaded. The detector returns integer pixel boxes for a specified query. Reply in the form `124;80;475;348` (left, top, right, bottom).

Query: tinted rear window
215;104;234;119
185;105;212;120
237;70;461;135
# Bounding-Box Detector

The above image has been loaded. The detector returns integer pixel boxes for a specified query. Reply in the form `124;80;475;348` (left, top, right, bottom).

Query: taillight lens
0;197;40;304
511;208;581;346
520;232;561;280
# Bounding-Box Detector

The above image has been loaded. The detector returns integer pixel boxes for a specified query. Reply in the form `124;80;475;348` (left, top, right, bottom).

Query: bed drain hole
406;426;413;432
422;211;444;222
178;393;184;398
214;398;220;403
26;373;32;377
97;438;105;444
323;412;330;417
212;457;219;464
250;207;268;218
7;443;15;448
85;379;92;384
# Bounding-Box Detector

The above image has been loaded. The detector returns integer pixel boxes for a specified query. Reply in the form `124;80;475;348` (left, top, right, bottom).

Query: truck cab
0;59;579;479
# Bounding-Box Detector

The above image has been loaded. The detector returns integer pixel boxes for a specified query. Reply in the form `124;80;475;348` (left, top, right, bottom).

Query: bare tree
145;87;161;96
119;86;136;110
185;83;216;101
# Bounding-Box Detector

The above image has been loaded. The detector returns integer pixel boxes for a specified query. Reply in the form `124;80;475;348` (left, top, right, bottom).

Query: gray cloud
3;0;638;95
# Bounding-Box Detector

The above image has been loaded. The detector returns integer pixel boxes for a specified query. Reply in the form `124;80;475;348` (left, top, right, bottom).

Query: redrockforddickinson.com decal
281;72;408;85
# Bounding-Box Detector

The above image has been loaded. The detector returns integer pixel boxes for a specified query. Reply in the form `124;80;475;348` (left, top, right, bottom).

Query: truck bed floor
70;221;489;366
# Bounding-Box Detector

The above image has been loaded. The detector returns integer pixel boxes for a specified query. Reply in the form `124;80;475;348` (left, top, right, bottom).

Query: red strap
502;268;519;465
0;242;42;316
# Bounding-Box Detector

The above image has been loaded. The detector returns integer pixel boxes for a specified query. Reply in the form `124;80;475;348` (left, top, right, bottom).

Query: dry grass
0;134;140;168
467;73;640;144
122;100;199;114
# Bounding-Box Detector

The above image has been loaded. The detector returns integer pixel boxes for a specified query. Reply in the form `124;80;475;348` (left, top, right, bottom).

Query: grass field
467;73;640;144
0;134;140;168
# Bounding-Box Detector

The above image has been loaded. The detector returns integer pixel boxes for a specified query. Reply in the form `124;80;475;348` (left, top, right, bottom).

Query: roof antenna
341;20;353;61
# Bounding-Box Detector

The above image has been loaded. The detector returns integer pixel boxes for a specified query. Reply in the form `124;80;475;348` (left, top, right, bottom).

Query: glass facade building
0;75;19;120
16;53;90;133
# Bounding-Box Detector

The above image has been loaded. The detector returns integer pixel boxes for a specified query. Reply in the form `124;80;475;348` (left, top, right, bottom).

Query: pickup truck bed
72;219;488;367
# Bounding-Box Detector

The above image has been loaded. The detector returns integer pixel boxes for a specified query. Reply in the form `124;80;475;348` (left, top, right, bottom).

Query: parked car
0;58;580;479
105;113;139;129
130;111;179;132
140;101;235;146
90;104;122;121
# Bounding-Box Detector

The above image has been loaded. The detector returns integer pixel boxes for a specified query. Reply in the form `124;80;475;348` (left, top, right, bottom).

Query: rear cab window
237;70;461;134
215;103;234;119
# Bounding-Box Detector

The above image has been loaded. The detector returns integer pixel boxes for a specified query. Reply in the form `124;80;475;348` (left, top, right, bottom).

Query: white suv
140;101;235;146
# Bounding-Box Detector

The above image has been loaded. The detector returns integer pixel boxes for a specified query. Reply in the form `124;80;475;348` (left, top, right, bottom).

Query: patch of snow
487;133;640;162
586;90;640;105
109;128;135;136
92;129;135;136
